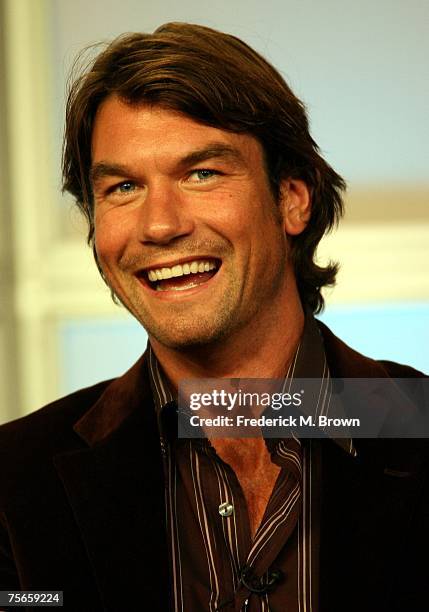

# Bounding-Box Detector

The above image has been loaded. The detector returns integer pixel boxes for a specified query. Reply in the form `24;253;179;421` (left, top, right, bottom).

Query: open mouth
144;258;220;292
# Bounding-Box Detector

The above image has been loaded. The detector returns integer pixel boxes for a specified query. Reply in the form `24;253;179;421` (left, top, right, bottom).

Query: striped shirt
148;315;355;611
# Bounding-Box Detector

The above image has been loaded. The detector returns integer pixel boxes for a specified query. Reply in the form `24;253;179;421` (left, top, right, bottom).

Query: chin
142;312;237;350
147;326;228;350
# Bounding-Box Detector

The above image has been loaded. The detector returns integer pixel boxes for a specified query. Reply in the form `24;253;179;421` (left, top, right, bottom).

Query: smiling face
91;96;308;350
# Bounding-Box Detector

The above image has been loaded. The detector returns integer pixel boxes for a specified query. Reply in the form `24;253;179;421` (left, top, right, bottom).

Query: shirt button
218;501;234;517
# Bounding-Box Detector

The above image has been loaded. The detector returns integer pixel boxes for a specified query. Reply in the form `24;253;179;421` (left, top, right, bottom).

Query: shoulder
317;319;428;466
0;379;113;501
0;379;113;451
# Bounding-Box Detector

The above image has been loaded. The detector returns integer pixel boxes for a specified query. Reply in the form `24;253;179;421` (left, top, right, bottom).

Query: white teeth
172;265;183;277
147;259;218;282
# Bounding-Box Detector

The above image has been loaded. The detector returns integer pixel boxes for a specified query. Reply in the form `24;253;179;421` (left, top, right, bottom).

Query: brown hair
63;22;345;313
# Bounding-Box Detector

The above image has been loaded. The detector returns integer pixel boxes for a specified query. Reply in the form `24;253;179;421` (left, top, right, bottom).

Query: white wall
0;0;428;423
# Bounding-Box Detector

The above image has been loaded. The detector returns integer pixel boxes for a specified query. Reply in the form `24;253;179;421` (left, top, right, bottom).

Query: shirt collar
147;313;356;457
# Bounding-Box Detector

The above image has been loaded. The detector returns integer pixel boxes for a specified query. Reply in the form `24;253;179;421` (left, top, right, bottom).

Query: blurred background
0;0;428;424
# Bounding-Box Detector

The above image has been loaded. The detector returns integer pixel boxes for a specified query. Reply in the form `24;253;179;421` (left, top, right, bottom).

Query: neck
150;283;306;390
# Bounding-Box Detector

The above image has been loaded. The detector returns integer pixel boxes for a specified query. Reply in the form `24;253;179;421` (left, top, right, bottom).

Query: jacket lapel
53;355;170;611
318;321;428;610
318;435;427;610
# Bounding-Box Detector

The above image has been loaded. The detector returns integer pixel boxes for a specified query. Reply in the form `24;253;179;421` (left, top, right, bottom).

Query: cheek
94;227;115;265
201;194;253;238
94;211;130;263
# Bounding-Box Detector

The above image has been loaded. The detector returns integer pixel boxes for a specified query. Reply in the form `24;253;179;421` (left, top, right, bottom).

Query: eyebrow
177;143;246;168
90;143;246;186
90;162;134;186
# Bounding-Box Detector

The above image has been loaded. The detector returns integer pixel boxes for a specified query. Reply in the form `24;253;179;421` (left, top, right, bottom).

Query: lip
136;261;221;299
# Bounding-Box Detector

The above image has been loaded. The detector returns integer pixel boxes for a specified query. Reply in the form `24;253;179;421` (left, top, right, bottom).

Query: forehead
91;95;265;168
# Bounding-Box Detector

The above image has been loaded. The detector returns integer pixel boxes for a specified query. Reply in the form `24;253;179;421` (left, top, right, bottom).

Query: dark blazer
0;323;428;612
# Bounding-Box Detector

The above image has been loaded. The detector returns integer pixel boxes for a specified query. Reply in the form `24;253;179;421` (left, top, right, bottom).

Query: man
0;22;427;612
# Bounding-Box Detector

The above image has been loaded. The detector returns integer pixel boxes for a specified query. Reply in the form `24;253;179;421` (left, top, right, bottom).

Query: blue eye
196;169;215;180
190;169;218;182
117;181;135;193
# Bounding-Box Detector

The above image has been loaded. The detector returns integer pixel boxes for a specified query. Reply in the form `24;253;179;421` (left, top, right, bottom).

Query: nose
136;181;195;245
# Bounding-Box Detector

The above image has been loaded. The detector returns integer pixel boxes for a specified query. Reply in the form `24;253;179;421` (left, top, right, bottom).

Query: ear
279;178;311;236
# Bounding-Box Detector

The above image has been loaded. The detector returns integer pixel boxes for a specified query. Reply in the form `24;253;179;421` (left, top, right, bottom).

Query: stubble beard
99;226;290;352
122;275;245;350
120;255;288;351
